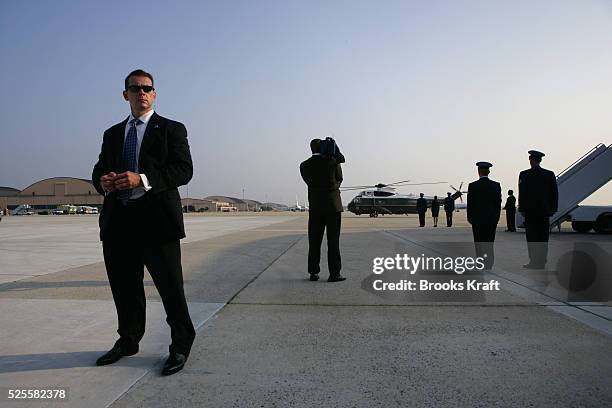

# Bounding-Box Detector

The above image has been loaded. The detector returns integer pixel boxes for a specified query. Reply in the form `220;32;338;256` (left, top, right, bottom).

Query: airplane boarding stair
550;143;612;228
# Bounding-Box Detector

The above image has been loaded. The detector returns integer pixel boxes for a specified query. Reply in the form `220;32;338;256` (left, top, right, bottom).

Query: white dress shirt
124;110;154;199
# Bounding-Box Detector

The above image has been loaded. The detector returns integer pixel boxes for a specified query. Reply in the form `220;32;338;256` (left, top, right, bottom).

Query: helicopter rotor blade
395;182;448;186
341;180;448;192
340;186;372;192
386;179;411;186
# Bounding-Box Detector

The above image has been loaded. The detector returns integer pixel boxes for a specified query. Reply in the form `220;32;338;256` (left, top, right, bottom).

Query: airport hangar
0;177;220;213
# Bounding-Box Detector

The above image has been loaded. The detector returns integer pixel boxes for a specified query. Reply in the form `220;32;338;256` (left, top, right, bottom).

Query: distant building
181;198;218;212
1;178;283;214
0;186;20;212
3;177;102;211
205;196;264;211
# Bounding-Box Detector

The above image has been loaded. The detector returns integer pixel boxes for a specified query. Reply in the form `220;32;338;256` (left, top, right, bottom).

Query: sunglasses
127;85;155;93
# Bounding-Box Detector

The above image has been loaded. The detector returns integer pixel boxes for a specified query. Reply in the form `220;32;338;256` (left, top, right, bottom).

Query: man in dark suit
443;192;455;227
416;193;427;227
503;190;517;232
92;69;195;376
518;150;558;269
300;138;346;282
467;162;502;270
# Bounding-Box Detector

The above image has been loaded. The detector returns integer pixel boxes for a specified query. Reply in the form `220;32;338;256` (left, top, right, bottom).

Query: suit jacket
444;196;455;212
467;177;502;225
300;153;345;214
518;166;558;217
503;195;516;212
92;112;193;242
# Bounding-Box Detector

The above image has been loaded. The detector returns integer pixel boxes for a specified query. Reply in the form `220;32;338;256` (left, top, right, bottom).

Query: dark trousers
506;209;516;231
102;203;195;356
525;215;550;266
308;212;342;276
418;212;426;227
471;224;497;269
445;210;453;227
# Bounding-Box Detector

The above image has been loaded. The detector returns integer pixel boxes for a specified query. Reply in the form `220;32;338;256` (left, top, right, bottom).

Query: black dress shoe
328;274;346;282
523;263;545;270
162;353;186;376
96;344;138;366
309;274;319;281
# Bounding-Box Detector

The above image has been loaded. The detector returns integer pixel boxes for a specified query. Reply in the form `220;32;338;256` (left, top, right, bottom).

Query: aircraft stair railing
550;143;612;228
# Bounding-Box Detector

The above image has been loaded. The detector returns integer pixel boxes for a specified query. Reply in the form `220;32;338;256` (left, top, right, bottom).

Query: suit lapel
113;117;129;169
139;112;160;159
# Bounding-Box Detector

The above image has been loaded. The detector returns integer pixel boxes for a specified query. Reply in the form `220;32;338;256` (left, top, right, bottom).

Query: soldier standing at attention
467;162;502;270
416;193;427;227
518;150;558;269
444;192;455;227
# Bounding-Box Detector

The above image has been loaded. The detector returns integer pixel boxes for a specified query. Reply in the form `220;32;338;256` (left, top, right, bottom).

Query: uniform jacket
518;166;558;217
416;198;428;214
467;177;502;225
444;196;455;212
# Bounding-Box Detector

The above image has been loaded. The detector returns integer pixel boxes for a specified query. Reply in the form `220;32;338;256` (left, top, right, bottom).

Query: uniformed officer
518;150;558;269
503;190;517;232
416;193;427;227
443;192;455;227
467;162;502;270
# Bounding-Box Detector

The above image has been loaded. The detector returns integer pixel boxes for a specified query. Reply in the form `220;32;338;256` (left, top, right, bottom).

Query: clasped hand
100;171;143;192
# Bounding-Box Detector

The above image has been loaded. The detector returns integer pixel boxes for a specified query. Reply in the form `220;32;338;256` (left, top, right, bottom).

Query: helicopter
344;180;467;217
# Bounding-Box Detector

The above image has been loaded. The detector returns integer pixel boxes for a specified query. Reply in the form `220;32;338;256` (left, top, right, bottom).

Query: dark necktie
118;118;141;202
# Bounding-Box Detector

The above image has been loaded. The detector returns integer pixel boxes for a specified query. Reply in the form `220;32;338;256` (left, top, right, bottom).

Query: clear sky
1;0;611;205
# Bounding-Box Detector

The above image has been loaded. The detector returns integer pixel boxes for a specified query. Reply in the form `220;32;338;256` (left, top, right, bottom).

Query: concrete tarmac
0;212;611;407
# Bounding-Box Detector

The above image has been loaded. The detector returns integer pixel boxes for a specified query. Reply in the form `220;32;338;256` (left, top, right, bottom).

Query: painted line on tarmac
383;230;612;337
227;302;564;307
226;236;305;304
107;302;225;408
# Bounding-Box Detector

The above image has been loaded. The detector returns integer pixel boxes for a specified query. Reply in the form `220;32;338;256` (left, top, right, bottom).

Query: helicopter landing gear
369;211;379;218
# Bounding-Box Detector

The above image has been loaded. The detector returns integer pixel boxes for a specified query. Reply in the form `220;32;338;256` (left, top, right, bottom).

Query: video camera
320;137;338;157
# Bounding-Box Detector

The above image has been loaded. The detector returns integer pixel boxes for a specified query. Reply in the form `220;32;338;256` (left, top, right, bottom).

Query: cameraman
299;138;346;282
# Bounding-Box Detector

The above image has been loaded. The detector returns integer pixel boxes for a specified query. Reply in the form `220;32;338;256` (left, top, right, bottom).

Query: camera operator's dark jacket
300;152;345;214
